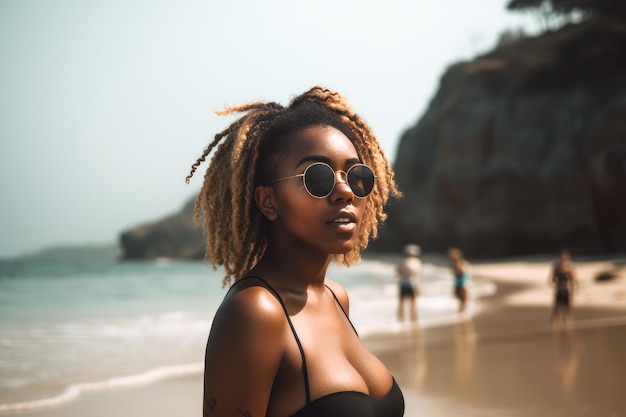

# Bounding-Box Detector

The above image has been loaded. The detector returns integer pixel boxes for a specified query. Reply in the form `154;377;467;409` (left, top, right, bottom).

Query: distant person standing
448;247;470;314
396;244;422;322
550;249;578;330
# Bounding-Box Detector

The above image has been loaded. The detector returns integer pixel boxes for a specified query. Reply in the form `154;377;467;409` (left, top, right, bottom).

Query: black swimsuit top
555;267;571;283
554;265;572;289
234;276;405;417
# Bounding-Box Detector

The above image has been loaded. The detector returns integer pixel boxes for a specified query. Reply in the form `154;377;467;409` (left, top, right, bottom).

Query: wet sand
381;255;626;417
9;256;626;417
377;302;626;416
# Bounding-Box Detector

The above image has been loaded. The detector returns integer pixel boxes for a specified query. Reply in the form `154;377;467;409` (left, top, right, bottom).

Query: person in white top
395;244;422;322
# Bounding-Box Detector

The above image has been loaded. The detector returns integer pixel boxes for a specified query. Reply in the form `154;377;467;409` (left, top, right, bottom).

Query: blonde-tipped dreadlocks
186;86;401;287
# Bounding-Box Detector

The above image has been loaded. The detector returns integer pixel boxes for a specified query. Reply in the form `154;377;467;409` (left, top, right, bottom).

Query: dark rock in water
595;271;617;283
374;17;626;258
120;197;205;260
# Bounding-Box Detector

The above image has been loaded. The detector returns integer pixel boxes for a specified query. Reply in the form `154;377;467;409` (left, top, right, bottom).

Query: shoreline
5;255;626;417
381;254;626;416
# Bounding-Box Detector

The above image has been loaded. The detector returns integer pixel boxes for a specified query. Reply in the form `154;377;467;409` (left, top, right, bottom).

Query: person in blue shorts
448;247;470;314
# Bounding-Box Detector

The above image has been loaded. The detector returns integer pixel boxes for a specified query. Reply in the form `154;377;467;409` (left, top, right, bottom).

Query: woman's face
268;125;367;255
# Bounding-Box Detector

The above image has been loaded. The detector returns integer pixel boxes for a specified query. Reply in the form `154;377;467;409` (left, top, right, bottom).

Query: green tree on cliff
507;0;626;30
508;0;626;17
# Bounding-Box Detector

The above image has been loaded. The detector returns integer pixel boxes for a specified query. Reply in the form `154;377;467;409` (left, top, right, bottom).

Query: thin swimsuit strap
324;284;359;337
231;276;360;405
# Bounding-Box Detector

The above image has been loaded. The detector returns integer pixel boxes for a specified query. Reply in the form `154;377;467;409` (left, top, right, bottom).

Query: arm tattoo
203;397;217;416
237;409;252;417
207;397;217;411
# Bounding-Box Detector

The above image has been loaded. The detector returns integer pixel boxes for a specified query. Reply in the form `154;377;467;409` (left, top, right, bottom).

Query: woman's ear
255;186;278;221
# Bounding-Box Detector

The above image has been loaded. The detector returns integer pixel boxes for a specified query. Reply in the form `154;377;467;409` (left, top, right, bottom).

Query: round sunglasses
272;162;375;199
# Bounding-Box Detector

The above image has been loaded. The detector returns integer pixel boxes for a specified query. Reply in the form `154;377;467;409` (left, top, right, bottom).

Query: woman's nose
331;170;354;201
336;170;348;185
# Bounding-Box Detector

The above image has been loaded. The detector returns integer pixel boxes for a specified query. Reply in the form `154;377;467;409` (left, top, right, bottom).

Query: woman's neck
248;247;331;291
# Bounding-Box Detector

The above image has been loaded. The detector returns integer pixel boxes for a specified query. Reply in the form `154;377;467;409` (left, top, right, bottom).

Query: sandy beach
8;255;626;417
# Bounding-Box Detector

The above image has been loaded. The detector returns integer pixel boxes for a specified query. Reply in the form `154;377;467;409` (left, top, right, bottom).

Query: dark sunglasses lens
304;163;335;197
347;165;375;197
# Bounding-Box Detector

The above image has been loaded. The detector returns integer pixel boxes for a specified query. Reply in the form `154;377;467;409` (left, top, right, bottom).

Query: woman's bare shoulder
214;281;287;335
204;282;287;417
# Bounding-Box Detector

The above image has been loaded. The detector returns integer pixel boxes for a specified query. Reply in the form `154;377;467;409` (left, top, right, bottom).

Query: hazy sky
0;0;537;258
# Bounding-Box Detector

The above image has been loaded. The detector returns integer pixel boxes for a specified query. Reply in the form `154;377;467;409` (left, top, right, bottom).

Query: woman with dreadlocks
186;86;404;417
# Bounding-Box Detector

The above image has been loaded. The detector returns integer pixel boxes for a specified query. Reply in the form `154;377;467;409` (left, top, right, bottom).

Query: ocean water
0;257;494;413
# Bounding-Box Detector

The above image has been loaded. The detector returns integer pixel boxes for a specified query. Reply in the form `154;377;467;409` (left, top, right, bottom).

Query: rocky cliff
119;197;204;260
120;17;626;260
374;17;626;257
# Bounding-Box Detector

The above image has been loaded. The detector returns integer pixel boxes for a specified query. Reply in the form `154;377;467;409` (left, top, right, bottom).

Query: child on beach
448;247;470;314
549;249;578;330
396;244;422;322
186;87;404;417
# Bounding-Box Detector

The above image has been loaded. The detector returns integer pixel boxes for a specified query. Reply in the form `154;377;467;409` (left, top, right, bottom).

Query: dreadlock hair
186;86;401;287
